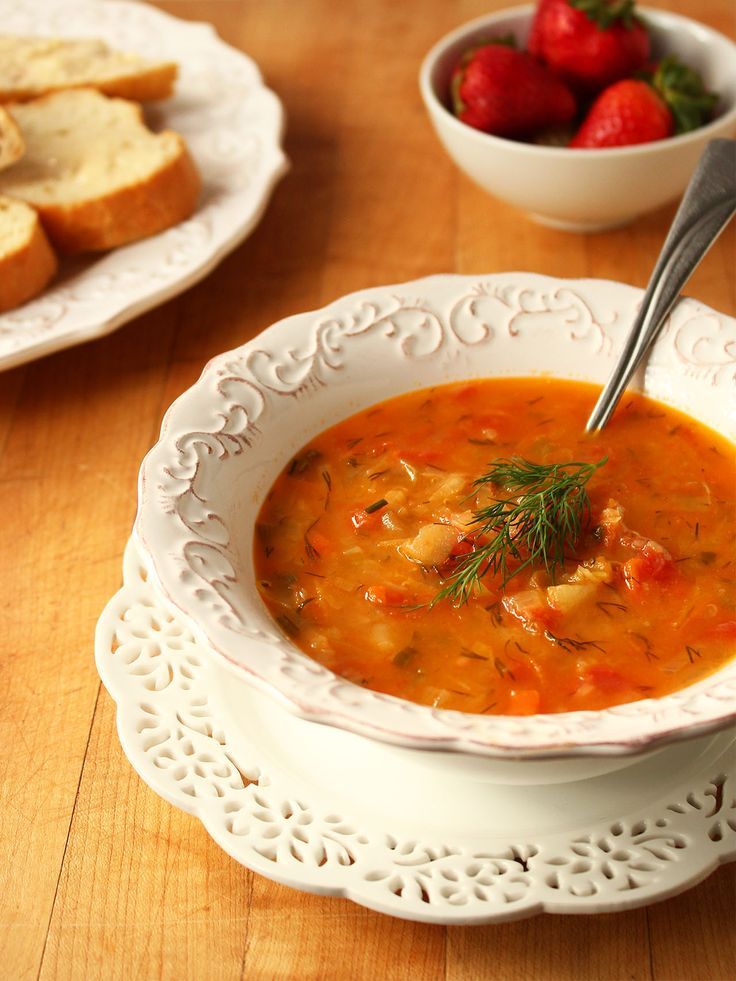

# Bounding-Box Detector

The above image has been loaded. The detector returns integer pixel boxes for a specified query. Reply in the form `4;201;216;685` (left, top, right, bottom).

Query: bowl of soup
135;273;736;768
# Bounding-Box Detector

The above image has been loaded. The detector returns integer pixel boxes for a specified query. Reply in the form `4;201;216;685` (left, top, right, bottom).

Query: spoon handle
585;138;736;433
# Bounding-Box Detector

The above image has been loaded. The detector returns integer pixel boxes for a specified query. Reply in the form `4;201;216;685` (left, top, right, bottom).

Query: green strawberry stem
650;56;718;134
570;0;639;30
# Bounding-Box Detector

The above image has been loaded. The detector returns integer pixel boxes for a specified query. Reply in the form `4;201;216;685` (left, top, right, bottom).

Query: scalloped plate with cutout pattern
95;538;736;924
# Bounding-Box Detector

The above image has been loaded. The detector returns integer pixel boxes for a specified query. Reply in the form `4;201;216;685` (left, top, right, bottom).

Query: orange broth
254;378;735;715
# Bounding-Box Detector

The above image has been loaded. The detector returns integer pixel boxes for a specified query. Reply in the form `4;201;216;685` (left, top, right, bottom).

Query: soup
254;378;735;715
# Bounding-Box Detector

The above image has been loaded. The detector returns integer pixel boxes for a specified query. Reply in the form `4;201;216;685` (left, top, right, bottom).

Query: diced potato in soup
402;523;458;566
255;378;735;715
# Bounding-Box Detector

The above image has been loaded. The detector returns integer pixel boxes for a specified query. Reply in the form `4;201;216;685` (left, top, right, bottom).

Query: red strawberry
570;79;671;147
570;57;718;148
529;0;650;92
451;43;576;137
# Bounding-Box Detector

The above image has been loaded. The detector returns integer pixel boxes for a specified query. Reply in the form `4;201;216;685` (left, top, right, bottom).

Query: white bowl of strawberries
419;1;736;231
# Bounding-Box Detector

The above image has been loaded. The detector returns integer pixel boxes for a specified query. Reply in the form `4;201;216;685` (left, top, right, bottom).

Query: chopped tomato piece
506;688;541;715
598;500;670;556
436;535;477;577
351;507;386;530
449;537;475;559
623;541;675;591
584;665;629;692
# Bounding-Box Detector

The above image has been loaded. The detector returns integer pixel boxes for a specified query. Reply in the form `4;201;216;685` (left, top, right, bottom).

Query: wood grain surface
1;1;734;979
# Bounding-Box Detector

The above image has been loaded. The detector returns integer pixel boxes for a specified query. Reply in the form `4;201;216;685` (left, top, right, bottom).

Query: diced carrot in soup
506;689;541;715
365;585;411;608
712;621;736;640
254;378;735;715
584;665;630;692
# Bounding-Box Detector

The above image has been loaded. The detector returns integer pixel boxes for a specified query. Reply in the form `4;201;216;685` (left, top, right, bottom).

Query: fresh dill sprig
432;456;607;607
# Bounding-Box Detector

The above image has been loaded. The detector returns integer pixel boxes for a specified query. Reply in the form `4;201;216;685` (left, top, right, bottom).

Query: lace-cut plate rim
0;0;288;371
95;540;736;924
134;272;736;759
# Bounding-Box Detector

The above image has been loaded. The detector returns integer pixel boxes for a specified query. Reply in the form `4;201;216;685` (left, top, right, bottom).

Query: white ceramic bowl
419;5;736;231
135;273;736;776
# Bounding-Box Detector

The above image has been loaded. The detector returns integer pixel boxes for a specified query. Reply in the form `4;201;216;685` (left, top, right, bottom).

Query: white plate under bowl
134;272;736;762
0;0;287;372
95;539;736;924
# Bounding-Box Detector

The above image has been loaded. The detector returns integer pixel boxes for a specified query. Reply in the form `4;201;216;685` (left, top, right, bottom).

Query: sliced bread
0;36;177;102
0;196;58;312
0;89;201;254
0;106;24;171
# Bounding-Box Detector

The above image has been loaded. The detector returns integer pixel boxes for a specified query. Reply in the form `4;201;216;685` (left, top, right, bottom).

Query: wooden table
2;1;735;978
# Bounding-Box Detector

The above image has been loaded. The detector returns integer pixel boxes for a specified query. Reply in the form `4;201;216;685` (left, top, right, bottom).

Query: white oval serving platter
0;0;287;372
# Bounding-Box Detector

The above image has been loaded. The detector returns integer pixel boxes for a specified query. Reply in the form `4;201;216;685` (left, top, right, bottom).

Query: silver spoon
586;138;736;433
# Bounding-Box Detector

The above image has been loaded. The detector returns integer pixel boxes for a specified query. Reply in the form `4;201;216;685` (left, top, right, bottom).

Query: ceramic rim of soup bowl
135;273;736;760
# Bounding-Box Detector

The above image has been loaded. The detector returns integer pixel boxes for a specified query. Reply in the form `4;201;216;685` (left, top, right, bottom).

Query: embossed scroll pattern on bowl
0;0;287;371
136;273;736;759
95;540;736;924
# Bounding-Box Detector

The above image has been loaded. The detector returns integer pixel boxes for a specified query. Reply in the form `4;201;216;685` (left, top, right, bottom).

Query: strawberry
570;57;717;148
570;79;671;147
451;43;576;137
528;0;650;92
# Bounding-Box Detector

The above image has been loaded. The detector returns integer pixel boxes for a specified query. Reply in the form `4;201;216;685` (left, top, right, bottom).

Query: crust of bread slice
0;197;58;313
0;89;201;254
0;36;177;102
37;138;201;253
0;106;24;171
77;63;178;103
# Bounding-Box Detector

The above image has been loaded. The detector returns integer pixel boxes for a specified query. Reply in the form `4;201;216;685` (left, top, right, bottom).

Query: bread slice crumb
0;196;58;312
0;106;24;171
0;89;201;254
0;36;177;102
